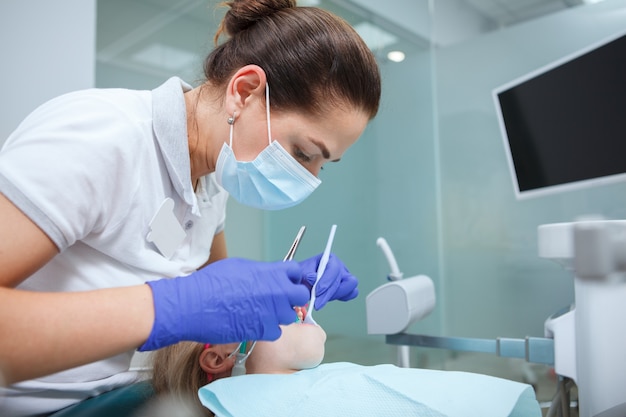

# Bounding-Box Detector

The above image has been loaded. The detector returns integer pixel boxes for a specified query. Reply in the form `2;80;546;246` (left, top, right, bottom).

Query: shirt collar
151;77;195;206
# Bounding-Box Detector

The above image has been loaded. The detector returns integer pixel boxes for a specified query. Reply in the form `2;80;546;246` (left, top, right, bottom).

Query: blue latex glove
298;253;359;311
139;258;310;351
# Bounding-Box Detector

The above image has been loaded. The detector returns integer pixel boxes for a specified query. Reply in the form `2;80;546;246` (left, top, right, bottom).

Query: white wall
0;0;96;146
435;0;626;339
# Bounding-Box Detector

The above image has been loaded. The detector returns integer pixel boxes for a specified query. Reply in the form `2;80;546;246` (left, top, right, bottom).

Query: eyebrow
310;139;340;162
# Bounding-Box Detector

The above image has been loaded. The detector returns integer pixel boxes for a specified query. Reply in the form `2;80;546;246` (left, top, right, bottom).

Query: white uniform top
0;77;229;417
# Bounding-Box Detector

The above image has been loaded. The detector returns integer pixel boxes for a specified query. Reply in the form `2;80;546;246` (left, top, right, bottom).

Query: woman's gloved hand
138;258;310;351
298;253;359;311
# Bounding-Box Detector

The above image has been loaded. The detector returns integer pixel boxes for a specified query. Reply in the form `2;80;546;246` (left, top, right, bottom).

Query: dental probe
303;224;337;325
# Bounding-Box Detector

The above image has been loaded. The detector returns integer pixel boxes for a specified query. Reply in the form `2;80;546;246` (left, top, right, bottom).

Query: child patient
150;307;324;415
149;307;541;417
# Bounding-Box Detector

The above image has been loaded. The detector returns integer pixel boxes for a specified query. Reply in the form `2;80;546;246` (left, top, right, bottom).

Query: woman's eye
294;147;312;163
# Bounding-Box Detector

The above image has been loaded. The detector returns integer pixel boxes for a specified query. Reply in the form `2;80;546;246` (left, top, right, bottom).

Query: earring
227;115;235;125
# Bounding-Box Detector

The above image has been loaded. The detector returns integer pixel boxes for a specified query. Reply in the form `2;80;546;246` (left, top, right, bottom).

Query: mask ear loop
265;83;272;146
227;82;270;149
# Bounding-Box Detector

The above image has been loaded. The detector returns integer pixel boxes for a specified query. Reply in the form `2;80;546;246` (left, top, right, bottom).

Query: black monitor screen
494;32;626;198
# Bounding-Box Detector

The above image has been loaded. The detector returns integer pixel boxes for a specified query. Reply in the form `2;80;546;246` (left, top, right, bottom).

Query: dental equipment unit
539;219;626;417
367;221;626;417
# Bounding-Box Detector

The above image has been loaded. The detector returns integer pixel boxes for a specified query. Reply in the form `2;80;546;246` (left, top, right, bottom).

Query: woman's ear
225;64;267;115
199;345;235;376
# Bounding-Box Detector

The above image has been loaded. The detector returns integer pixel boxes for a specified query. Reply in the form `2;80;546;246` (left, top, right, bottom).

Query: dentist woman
0;0;381;415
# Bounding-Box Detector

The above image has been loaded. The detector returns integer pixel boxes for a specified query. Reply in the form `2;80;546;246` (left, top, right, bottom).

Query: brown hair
151;342;212;416
205;0;381;119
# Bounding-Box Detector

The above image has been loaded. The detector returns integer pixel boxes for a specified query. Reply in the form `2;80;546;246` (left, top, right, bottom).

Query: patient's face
245;319;327;374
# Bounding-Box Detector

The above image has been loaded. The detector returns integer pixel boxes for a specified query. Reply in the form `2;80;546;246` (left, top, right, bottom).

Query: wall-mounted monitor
493;31;626;199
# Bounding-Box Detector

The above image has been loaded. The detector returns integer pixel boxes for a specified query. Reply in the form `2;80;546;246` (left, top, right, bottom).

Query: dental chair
47;381;154;417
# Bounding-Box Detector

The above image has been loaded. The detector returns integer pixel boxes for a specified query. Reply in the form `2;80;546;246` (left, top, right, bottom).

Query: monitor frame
492;29;626;200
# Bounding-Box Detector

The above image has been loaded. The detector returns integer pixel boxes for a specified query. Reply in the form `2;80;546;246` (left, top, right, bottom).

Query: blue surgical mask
215;84;321;210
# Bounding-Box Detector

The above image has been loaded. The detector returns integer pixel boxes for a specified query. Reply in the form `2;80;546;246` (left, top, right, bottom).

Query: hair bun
218;0;296;39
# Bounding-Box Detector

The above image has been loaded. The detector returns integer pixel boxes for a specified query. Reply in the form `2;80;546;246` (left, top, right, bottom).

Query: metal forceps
283;225;306;261
285;225;307;324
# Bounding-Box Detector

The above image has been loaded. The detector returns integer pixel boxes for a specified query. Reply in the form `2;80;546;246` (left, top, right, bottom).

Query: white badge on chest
146;198;186;259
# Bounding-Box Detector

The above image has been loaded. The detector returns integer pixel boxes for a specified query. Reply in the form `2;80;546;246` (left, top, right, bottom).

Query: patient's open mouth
295;306;308;322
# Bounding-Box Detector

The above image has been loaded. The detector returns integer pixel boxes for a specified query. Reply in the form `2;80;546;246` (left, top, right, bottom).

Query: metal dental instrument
231;226;307;377
284;225;306;261
303;224;337;325
283;225;307;324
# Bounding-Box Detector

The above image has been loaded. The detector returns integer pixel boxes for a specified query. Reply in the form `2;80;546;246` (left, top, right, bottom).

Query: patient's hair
151;342;211;417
